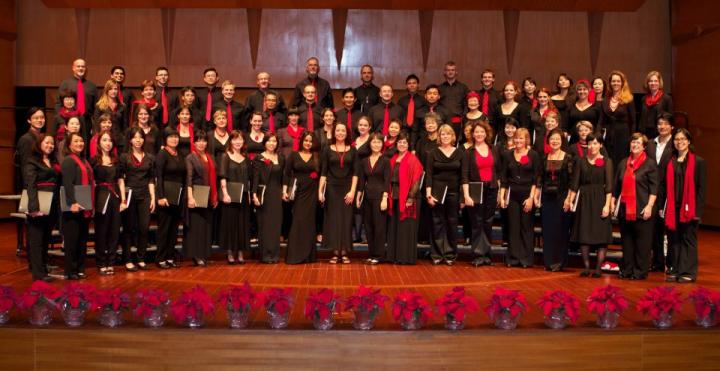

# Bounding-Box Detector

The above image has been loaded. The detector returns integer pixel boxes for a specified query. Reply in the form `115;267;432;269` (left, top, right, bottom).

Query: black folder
59;185;93;212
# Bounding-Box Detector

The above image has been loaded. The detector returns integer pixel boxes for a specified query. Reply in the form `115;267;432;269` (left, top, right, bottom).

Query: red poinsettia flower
217;282;260;313
94;288;131;312
258;288;294;316
309;171;319;179
392;290;433;324
435;286;480;323
57;283;97;310
133;288;171;318
688;287;720;319
345;285;389;320
304;288;341;321
594;156;605;167
536;290;581;324
586;285;629;315
636;286;683;321
18;281;61;310
170;286;216;323
519;155;530;165
485;287;528;319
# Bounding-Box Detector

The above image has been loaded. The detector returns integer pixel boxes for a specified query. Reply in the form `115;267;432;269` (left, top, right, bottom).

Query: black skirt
219;202;251;252
323;181;354;253
184;208;213;259
386;199;418;264
286;181;318;264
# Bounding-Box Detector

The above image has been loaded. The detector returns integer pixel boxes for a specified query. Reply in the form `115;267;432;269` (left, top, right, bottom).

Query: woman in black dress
414;113;440;245
499;128;541;268
208;109;230;246
253;133;284;263
351;116;373;242
566;134;613;277
664;128;705;283
386;133;424;264
284;132;320;264
357;133;390;264
185;130;218;266
536;128;573;272
119;127;156;271
493;81;529;134
155;129;185;269
639;71;673;138
93;80;127;146
550;73;575;132
315;108;336;150
519;77;537;113
614;133;658;280
600;70;636;167
462;120;501;267
462;92;487;137
246;111;265;161
60;132;93;280
529;88;557;144
23;135;60;281
170;87;202;128
174;107;195;159
130;80;162;128
426;124;465;265
92;130;126;276
219;130;252;264
128;104;161;155
567;80;600;143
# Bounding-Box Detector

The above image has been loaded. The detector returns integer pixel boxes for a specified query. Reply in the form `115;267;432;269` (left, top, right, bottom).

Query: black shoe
665;275;677;282
158;261;171;269
66;274;79;280
445;260;454;266
579;270;590;277
77;272;86;279
591;271;602;278
471;258;483;267
678;276;696;283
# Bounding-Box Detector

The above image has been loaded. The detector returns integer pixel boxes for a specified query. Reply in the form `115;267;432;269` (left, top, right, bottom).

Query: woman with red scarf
639;71;674;138
386;133;423;265
277;108;304;158
253;133;285;263
185;130;218;266
130;80;162;127
284;132;320;264
613;133;659;280
664;128;705;283
53;90;85;144
60;132;93;280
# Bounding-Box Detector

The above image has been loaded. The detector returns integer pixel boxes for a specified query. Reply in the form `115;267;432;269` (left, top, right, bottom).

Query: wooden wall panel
0;0;16;217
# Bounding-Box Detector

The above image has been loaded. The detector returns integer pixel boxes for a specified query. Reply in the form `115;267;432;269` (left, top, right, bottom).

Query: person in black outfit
368;84;405;135
131;80;163;128
262;91;287;133
567;80;600;143
354;65;380;114
425;124;465;265
174;107;195;159
292;57;334;109
60;132;93;280
252;133;284;263
23;134;59;281
414;113;440;244
127;104;162;156
356;133;390;264
614;133;659;280
93;80;128;144
493;81;529;134
462;120;501;267
213;80;245;133
169;87;203;128
528;88;556;144
219;130;253;264
245;72;287;119
155;129;185;269
647;113;675;272
476;69;501;126
55;59;97;129
550;73;576;132
153;67;179;127
283;132;321;264
109;66;135;113
438;61;470;136
92;130;126;276
196;67;223;128
600;70;636;168
639;71;673;138
663;128;705;283
499;128;541;268
186;130;219;266
15;108;46;191
397;74;427;132
298;85;324;133
412;85;451;146
336;88;362;135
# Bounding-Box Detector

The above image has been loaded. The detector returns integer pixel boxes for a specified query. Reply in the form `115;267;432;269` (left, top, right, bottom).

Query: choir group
15;58;705;285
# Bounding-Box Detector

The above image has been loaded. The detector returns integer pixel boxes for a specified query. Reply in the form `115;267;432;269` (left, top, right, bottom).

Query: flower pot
267;310;289;329
400;316;424;330
143;308;166;328
62;306;87;327
695;312;717;328
312;316;334;331
227;310;250;329
493;312;519;330
352;310;376;330
652;311;673;329
544;309;570;329
596;310;619;329
0;310;9;325
444;317;465;331
184;311;205;329
29;302;54;326
99;309;123;328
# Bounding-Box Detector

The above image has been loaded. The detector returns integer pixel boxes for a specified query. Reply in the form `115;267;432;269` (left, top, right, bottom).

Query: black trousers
27;215;53;280
620;217;655;278
651;215;669;269
506;197;535;266
362;197;387;260
469;187;497;259
430;192;459;261
62;212;89;276
156;204;182;262
94;198;121;268
121;196;151;262
541;193;571;270
668;220;698;279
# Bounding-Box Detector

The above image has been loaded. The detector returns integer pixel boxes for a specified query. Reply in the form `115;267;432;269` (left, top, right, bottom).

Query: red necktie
118;88;124;104
406;95;415;126
76;79;86;115
382;104;390;135
226;102;233;132
312;80;318;104
306;107;314;131
268;112;276;133
205;90;213;121
161;88;168;124
481;90;489;115
346;111;352;131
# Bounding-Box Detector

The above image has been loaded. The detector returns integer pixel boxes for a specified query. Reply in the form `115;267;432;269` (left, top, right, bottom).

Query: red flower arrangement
485;287;528;319
133;288;171;318
636;286;683;320
0;285;17;313
309;171;319;179
170;286;216;323
537;290;581;324
55;283;96;311
519;155;530;165
392;290;433;324
587;285;629;315
217;282;259;314
18;281;61;310
94;288;131;312
344;285;389;320
304;288;341;321
594;156;605;167
259;288;294;316
435;286;480;323
688;287;720;319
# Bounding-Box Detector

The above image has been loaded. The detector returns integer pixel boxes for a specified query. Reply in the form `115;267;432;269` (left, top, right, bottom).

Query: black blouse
283;151;319;192
567;103;600;135
541;155;574;197
219;152;251;187
61;153;93;206
119;152;155;199
570;157;614;194
252;153;284;194
155;148;186;200
493;102;529;130
426;147;465;194
414;135;438;168
92;160;121;209
245;133;265;159
321;146;357;185
500;149;542;191
358;155;390;200
23;157;60;213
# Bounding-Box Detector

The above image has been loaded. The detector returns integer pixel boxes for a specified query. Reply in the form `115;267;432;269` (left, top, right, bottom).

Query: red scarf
575;142;586;158
69;153;94;217
387;152;423;221
196;150;217;205
178;123;195;152
474;147;494;182
665;153;697;231
620;151;647;221
644;90;664;107
286;125;303;151
543;133;551;155
384;138;396;152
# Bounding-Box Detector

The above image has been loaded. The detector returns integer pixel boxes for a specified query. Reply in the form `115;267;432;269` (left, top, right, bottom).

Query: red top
474;149;494;182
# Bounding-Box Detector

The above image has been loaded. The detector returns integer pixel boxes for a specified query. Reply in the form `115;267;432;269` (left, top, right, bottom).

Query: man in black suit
292;57;333;109
438;61;470;136
354;64;380;114
213;80;245;132
55;59;97;135
196;67;223;128
477;69;501;126
245;71;287;116
646;112;675;273
368;84;404;135
297;84;323;132
153;66;179;126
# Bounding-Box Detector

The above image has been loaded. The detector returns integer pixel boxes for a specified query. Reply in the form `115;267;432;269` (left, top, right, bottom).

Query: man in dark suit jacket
476;69;501;126
397;74;427;129
354;64;380;114
292;57;333;109
245;72;287;119
196;67;223;128
55;59;98;128
297;84;323;132
368;84;404;135
412;84;452;145
213;80;245;132
153;66;179;127
646;112;675;273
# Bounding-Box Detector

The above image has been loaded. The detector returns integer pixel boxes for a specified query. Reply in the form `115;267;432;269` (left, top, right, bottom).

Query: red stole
387;152;423;221
196;150;218;205
69;153;94;217
286;125;303;151
178;123;195;152
620;151;647;221
665;153;697;231
644;90;664;107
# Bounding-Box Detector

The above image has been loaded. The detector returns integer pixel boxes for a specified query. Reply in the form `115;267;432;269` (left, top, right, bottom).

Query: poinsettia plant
0;285;17;313
587;285;629;315
537;290;581;324
133;288;171;318
344;285;389;320
636;286;683;320
392;290;433;324
217;282;260;314
485;287;528;319
435;286;480;323
56;283;97;310
304;288;341;321
688;287;720;319
94;288;131;312
18;281;61;310
170;286;216;323
259;288;294;316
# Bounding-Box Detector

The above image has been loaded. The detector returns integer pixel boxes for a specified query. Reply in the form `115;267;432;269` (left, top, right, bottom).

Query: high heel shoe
329;256;339;264
227;254;236;265
579;269;590;277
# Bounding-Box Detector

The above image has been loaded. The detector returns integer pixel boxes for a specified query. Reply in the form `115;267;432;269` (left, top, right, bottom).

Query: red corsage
519;155;530;165
309;171;319;179
263;158;272;166
594;157;605;167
